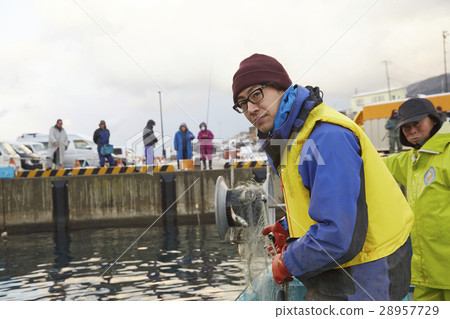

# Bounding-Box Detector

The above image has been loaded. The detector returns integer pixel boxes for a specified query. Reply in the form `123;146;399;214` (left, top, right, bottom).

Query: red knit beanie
232;54;292;103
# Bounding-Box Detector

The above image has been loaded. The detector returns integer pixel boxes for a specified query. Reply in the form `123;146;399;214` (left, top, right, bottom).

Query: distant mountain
406;74;450;97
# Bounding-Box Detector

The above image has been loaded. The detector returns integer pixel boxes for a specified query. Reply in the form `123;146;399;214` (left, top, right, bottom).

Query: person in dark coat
143;120;158;165
174;123;194;169
93;120;115;167
385;109;402;153
197;122;214;169
436;106;448;123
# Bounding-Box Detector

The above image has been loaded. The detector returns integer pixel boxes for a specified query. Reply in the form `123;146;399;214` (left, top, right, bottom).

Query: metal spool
215;176;276;241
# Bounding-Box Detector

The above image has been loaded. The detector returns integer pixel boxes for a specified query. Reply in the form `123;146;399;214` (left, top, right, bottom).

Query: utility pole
206;67;212;124
158;91;166;159
443;31;449;93
382;60;392;101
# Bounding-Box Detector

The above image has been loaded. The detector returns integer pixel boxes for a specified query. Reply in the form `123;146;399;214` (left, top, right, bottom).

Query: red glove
262;220;289;255
272;249;293;284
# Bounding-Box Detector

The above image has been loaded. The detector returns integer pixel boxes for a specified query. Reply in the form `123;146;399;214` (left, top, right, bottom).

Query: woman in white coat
46;119;69;169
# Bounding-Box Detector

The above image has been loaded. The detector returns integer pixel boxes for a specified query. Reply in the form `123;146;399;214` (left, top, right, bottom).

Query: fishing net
226;183;272;291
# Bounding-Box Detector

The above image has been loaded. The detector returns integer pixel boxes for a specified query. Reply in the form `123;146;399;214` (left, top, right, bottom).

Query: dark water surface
0;224;245;300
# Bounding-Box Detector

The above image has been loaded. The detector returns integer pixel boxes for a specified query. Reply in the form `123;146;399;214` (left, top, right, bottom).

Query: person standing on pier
174;123;194;169
93;120;115;167
385;109;402;153
436;106;448;123
47;119;69;169
143;119;158;165
197;122;214;169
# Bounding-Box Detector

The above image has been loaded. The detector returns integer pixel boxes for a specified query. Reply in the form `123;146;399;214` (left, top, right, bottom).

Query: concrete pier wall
0;168;283;233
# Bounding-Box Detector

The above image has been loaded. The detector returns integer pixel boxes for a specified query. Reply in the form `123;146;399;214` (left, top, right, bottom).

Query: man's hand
262;219;289;254
272;249;293;284
54;142;59;147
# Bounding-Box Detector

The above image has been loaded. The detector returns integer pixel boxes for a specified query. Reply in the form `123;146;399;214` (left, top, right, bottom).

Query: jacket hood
267;85;311;140
418;121;450;153
146;120;155;129
179;123;188;131
199;122;207;129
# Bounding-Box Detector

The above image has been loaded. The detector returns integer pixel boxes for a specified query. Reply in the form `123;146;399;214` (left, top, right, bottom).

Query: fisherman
383;98;450;301
231;53;414;301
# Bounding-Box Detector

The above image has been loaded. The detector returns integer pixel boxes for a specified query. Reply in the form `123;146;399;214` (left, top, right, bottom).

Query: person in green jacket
385;109;402;153
383;98;450;301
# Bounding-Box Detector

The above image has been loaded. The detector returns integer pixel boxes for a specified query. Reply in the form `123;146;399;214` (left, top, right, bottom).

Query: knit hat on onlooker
232;54;292;103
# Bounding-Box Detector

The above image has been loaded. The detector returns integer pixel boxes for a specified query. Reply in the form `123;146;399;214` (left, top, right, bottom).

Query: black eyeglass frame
232;84;267;114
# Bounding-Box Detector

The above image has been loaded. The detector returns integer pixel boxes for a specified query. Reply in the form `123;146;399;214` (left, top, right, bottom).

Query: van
17;133;99;168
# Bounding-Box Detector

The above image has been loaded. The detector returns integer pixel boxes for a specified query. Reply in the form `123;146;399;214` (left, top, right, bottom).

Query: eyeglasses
233;85;267;114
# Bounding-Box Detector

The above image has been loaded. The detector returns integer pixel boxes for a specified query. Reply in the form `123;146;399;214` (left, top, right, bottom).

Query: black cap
396;98;438;130
396;98;441;148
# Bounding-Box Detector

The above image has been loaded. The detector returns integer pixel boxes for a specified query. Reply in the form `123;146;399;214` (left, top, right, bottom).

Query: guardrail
15;165;175;178
223;160;267;169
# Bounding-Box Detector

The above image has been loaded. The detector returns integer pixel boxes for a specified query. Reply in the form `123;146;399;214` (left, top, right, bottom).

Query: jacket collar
271;85;310;139
258;85;322;174
419;121;450;154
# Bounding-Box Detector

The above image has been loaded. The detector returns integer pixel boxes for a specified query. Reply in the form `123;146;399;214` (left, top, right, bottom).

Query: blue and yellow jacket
262;85;413;300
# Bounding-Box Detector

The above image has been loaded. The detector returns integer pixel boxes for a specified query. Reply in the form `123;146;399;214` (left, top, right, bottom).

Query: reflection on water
0;224;245;300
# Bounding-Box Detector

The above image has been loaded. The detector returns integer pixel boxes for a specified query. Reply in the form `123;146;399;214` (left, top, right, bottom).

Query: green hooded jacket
383;121;450;289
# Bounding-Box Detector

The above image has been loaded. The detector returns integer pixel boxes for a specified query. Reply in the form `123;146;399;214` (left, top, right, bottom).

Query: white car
112;146;138;166
17;133;99;168
0;141;22;169
20;141;47;159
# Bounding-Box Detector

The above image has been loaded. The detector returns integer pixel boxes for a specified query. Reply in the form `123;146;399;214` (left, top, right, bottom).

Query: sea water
0;224;245;301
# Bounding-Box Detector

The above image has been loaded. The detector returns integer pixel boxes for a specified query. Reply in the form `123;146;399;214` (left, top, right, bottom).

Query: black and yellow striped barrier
223;160;267;169
16;165;175;178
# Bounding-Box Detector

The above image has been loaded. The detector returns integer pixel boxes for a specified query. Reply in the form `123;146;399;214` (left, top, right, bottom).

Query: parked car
17;133;100;168
17;133;49;148
20;141;47;159
10;143;44;170
112;147;137;166
0;141;22;169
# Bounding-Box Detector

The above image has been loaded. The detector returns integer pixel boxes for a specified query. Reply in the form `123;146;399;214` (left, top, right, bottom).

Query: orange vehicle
353;93;450;152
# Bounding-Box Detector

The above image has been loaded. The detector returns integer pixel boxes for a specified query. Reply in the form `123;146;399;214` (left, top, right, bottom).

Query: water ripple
0;224;245;300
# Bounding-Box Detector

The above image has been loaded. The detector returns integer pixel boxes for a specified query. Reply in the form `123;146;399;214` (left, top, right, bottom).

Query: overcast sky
1;0;449;156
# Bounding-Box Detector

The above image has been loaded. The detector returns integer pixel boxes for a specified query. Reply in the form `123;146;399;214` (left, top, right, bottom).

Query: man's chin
255;123;273;134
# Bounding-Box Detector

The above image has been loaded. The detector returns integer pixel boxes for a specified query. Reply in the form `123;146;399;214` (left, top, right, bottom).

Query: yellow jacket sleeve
382;152;411;188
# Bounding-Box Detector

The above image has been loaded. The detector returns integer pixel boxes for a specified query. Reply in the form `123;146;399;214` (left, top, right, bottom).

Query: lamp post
443;31;449;93
382;60;392;101
158;91;166;159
